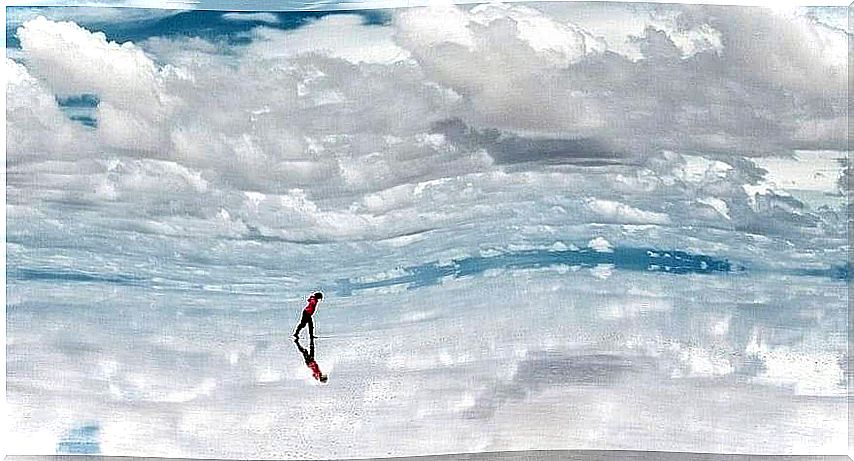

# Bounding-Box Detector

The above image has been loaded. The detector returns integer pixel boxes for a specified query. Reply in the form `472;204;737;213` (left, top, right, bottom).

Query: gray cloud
464;351;651;419
431;118;628;166
395;4;847;158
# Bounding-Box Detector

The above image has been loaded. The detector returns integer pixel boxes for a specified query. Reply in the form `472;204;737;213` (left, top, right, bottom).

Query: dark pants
294;311;314;338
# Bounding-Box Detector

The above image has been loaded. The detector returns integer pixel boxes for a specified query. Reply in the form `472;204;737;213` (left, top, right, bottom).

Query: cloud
588;237;614;253
245;14;410;64
221;12;280;23
464;351;646;419
6;58;94;163
585;198;671;225
395;3;848;155
7;6;181;29
6;5;848;252
16;15;174;154
15;17;161;101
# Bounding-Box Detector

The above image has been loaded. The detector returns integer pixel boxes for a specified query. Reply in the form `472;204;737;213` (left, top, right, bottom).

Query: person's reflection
294;337;328;383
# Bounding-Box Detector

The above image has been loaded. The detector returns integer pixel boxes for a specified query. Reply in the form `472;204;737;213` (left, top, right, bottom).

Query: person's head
312;292;323;302
319;374;328;383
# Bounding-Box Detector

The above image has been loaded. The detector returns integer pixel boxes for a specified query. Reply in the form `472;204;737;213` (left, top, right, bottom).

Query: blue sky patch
56;94;99;128
56;423;100;454
56;93;100;107
7;8;391;48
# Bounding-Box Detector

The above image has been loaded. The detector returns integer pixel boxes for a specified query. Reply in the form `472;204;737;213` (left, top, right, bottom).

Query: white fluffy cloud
395;3;847;154
246;15;410;64
6;4;848;250
6;6;180;28
17;16;163;103
395;4;610;136
221;12;280;23
6;58;93;163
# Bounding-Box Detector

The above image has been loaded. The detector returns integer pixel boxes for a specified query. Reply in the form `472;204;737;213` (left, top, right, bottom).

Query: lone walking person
293;292;323;339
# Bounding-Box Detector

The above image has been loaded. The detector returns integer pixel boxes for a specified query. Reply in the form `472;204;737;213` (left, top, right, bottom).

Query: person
294;336;328;383
293;292;323;339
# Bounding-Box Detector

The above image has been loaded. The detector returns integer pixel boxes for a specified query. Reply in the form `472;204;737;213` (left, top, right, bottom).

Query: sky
6;2;849;248
4;1;851;457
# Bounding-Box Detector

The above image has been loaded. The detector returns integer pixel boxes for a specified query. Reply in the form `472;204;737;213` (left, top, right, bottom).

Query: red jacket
304;296;318;315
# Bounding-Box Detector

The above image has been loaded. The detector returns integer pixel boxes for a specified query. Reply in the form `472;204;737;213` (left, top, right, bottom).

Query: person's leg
294;312;308;337
308;316;315;338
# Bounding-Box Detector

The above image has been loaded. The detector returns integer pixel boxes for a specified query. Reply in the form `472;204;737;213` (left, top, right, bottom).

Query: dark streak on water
10;268;147;286
336;246;738;296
